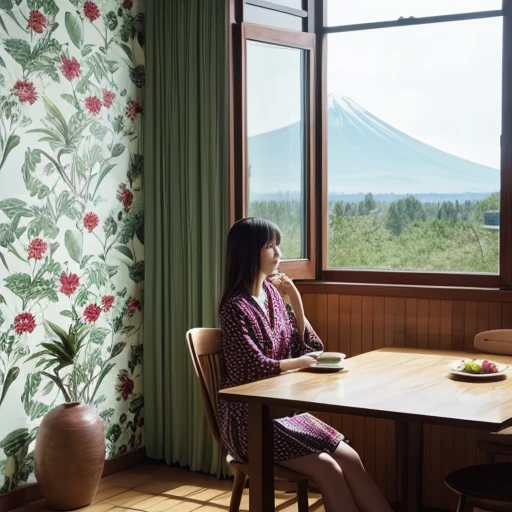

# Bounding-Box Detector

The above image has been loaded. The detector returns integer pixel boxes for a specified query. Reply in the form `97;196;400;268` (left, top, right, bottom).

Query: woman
218;217;392;512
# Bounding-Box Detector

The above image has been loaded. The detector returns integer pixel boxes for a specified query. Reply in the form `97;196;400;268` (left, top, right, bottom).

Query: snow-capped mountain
247;94;499;196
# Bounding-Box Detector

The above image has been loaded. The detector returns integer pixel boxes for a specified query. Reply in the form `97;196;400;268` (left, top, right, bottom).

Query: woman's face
259;239;281;277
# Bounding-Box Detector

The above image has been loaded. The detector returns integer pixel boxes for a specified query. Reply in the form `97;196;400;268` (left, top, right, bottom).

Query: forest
249;192;500;273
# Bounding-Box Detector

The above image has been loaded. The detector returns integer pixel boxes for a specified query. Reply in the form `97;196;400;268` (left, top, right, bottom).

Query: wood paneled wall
299;286;512;510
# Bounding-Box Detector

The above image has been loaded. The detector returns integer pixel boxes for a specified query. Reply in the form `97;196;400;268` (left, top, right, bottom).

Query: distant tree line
248;192;499;272
329;192;500;236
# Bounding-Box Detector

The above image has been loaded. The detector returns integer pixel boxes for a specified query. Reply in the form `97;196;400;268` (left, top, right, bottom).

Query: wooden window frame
229;0;512;289
231;12;317;279
319;2;512;289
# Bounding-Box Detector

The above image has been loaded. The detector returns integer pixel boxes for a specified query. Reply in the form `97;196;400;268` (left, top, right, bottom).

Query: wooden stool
445;462;512;511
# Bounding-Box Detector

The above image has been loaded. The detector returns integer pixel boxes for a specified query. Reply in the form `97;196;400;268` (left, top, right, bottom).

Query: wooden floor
10;463;325;512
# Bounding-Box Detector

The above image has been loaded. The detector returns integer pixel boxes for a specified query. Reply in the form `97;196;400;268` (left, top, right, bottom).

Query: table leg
248;402;275;511
396;420;423;512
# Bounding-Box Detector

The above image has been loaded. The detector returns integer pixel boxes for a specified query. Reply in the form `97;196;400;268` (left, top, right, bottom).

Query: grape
471;363;482;373
460;358;501;374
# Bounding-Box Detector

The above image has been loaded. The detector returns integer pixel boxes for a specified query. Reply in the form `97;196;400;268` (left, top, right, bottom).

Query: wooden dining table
219;347;512;512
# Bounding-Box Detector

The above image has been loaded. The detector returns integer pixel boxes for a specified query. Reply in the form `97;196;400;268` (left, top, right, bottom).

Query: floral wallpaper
0;0;145;495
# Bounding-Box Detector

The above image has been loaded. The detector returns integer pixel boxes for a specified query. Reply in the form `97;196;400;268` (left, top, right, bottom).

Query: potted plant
30;320;106;511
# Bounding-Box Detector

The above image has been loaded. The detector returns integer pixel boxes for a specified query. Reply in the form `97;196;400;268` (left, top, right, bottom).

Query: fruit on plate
458;358;500;374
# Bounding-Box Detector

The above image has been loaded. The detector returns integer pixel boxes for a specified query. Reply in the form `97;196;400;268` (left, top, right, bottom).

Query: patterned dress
218;279;343;463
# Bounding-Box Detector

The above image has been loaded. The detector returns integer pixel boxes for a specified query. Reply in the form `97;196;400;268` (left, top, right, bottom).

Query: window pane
326;17;501;273
326;0;502;26
246;40;307;259
244;5;303;30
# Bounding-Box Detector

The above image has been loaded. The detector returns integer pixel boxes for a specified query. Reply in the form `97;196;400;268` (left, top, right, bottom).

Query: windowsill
295;280;512;302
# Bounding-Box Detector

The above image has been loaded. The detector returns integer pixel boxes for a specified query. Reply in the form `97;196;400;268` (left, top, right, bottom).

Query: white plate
450;359;508;378
308;351;346;360
305;361;345;373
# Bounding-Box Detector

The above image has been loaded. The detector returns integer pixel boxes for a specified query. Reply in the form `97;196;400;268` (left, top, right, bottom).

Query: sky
246;1;502;170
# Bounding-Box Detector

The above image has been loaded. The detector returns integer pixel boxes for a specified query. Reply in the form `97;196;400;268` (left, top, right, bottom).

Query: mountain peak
327;94;366;114
247;95;499;195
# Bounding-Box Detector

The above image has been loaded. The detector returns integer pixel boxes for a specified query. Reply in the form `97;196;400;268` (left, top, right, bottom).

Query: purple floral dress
218;280;343;463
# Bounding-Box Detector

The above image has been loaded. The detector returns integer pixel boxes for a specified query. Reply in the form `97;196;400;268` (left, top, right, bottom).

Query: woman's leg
330;442;393;512
280;452;359;512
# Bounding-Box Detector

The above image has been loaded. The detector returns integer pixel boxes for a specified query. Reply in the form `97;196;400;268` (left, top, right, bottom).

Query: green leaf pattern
0;0;145;495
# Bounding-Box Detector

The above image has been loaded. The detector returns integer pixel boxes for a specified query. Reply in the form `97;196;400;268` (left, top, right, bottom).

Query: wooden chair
444;462;512;511
474;330;512;462
186;327;311;512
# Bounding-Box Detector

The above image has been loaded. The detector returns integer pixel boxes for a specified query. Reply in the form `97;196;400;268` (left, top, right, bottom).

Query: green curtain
143;0;230;476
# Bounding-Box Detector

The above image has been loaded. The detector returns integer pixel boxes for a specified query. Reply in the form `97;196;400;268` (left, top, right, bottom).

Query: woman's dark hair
219;217;281;310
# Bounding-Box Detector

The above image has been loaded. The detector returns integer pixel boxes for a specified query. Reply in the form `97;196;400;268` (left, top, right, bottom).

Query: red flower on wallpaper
60;55;81;80
27;10;48;33
115;370;134;400
83;212;99;232
13;80;37;104
14;313;36;335
83;304;101;323
83;1;100;22
126;298;141;317
102;89;116;108
101;295;115;312
27;238;48;260
59;272;79;296
85;96;102;116
117;184;134;212
122;0;133;9
127;101;143;120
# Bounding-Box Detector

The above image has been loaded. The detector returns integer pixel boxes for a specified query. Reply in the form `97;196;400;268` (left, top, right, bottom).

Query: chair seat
445;463;512;503
480;426;512;444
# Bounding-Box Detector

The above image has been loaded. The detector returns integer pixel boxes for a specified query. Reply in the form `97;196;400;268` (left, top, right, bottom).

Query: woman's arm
268;273;306;335
220;300;318;380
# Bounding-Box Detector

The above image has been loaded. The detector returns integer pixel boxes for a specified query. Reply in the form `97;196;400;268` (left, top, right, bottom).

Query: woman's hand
269;272;306;335
268;272;299;302
296;354;319;368
279;354;319;372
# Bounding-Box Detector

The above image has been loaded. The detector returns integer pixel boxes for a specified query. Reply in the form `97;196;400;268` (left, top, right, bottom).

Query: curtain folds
143;0;230;476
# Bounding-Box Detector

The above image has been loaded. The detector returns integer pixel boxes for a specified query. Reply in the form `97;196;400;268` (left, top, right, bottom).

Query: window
326;0;502;26
326;16;502;275
230;0;512;288
234;20;317;278
246;40;307;259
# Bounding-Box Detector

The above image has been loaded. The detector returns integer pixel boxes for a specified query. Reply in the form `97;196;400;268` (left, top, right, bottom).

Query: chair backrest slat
186;328;223;446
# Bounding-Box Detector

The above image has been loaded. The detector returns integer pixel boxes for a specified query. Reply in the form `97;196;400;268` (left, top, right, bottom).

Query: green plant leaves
93;161;116;198
128;261;144;283
0;367;20;407
65;11;83;49
89;327;110;345
111;143;125;158
22;373;49;420
91;362;116;401
21;148;50;199
64;229;82;263
105;11;117;31
4;273;31;299
110;342;126;359
0;134;20;171
85;261;118;288
4;39;31;67
0;199;33;219
0;428;32;457
90;121;108;141
114;245;133;260
103;216;117;237
129;65;145;88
